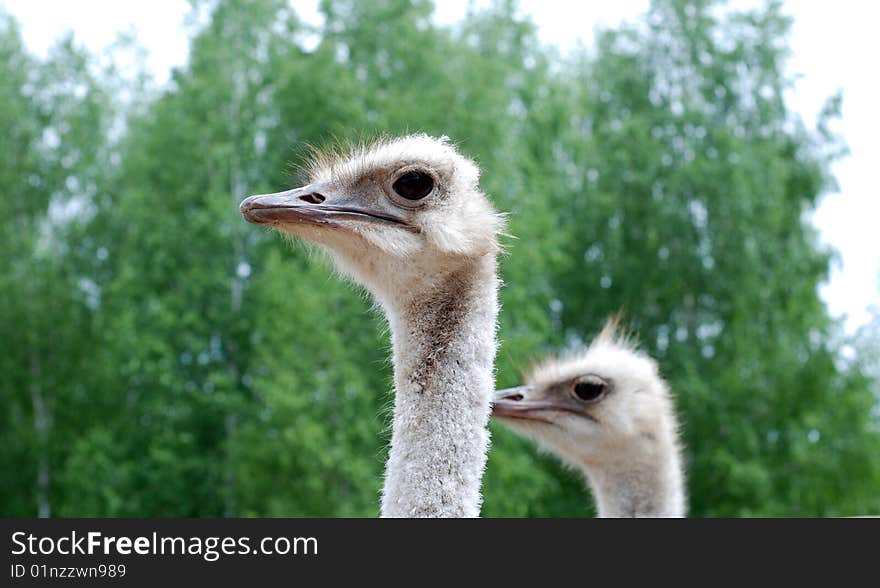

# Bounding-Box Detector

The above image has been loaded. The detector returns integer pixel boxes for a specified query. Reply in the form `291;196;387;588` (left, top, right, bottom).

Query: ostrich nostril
299;193;325;204
506;393;523;401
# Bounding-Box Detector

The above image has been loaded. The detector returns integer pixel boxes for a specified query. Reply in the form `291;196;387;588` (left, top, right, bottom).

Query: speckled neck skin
379;254;499;517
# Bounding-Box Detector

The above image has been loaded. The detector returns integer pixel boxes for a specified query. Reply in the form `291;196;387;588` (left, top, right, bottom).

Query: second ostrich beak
492;386;595;423
239;184;417;231
492;386;553;420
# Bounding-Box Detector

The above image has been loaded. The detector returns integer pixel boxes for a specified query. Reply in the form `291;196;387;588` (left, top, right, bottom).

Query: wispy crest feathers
298;133;458;186
300;132;395;181
591;312;638;351
524;314;653;386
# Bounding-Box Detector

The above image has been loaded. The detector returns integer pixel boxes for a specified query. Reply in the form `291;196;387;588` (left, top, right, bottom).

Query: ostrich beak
492;386;542;419
239;184;417;231
492;386;591;423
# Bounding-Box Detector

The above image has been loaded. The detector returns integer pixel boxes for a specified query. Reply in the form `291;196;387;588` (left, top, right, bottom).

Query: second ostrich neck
581;443;685;518
380;254;498;517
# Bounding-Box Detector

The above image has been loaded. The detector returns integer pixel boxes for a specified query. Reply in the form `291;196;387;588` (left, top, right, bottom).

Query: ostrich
240;134;503;517
492;321;686;517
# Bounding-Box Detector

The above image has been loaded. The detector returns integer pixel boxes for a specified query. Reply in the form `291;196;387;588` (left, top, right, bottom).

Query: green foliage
1;0;878;517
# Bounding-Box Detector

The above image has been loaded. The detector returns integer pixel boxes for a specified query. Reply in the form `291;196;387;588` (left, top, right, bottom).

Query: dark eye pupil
392;171;433;200
574;382;605;402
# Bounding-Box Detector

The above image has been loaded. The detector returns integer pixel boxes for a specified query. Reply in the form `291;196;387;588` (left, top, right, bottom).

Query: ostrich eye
573;380;607;402
392;171;434;200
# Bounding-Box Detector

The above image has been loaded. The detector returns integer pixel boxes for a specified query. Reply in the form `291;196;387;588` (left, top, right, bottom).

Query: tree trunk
30;351;51;518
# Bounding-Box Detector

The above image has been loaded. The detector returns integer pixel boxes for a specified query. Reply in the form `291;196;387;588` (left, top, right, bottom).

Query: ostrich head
492;322;680;471
239;134;503;306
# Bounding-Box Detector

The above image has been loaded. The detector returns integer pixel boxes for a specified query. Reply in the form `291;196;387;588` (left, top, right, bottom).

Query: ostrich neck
380;254;499;517
582;445;686;518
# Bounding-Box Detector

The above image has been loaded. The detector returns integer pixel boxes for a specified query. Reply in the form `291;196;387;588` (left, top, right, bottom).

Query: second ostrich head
492;321;686;517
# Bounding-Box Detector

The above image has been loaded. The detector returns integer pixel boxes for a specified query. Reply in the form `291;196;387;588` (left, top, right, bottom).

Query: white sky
3;0;878;333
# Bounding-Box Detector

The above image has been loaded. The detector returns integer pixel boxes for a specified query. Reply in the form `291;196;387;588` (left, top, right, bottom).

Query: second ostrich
492;321;686;517
240;135;503;517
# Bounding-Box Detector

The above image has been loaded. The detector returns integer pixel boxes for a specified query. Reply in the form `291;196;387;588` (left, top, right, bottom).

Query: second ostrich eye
392;171;434;200
574;380;607;402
